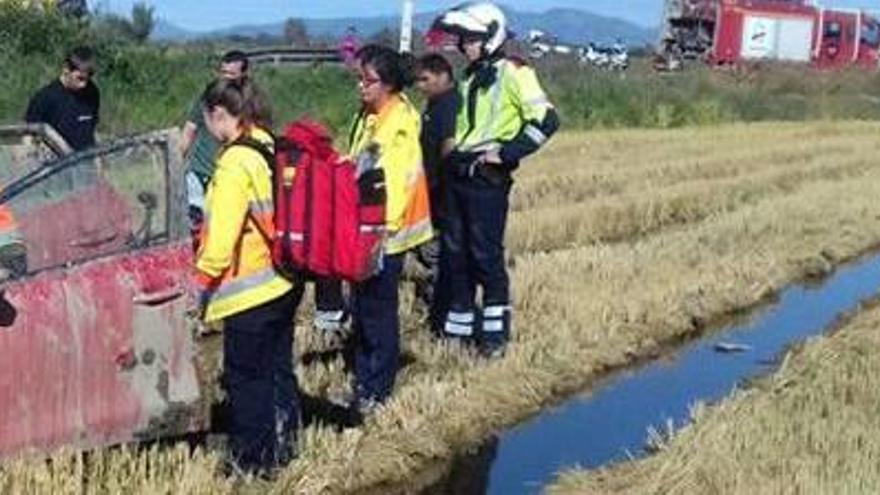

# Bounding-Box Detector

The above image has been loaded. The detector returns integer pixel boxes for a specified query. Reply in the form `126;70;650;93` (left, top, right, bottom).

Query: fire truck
657;0;880;70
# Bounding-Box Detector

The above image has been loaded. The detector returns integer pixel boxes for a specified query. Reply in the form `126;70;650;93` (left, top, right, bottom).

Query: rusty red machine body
658;0;880;69
0;126;209;458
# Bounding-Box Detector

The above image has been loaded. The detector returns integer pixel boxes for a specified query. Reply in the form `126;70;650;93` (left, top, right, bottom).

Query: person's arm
24;88;47;124
493;65;560;166
382;127;421;233
93;84;101;127
440;136;456;158
180;121;198;158
180;102;203;158
193;153;250;292
23;90;49;149
438;93;460;159
90;84;101;145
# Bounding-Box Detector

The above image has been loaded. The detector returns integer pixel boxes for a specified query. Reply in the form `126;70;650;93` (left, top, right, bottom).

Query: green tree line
4;3;880;138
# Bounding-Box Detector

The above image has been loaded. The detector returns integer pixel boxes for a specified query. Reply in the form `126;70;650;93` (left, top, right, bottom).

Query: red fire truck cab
814;7;880;68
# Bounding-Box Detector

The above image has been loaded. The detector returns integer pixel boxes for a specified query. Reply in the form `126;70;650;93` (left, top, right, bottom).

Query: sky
90;0;880;32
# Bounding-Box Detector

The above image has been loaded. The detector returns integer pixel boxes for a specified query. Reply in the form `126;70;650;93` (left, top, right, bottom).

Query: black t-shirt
421;87;461;223
25;80;100;151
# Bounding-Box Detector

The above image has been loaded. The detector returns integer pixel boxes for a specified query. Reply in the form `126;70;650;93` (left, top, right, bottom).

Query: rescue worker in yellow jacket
434;2;560;358
193;79;301;474
348;45;433;413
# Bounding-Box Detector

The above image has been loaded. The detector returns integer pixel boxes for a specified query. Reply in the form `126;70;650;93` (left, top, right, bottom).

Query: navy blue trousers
352;254;405;403
223;287;302;473
443;175;511;329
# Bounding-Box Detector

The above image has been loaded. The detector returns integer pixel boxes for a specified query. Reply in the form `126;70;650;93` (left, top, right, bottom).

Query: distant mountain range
152;7;657;46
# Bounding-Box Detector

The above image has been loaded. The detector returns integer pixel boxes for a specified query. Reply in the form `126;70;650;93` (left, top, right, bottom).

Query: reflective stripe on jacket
194;127;292;323
350;94;433;255
456;58;554;153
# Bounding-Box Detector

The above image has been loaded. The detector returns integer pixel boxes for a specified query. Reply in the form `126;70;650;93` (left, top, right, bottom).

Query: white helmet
433;2;509;55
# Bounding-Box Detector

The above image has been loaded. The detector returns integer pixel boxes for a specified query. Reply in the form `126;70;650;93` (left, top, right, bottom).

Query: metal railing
243;47;343;66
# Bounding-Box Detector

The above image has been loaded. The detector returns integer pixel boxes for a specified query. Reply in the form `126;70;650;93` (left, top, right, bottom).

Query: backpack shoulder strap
228;135;276;171
225;134;277;248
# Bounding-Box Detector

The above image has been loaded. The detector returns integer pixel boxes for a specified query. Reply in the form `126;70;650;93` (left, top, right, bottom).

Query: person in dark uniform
433;2;560;358
25;46;99;152
414;53;461;333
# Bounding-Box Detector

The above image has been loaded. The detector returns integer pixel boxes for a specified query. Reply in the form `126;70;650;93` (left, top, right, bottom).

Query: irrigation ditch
363;249;880;495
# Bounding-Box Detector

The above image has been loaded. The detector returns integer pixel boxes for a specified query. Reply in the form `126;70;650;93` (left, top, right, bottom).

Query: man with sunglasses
25;46;100;152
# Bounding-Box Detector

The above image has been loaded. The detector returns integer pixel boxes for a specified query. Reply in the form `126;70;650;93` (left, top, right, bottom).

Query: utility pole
400;0;415;53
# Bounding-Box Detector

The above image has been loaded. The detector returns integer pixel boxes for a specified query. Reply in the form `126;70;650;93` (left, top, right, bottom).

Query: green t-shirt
186;101;220;182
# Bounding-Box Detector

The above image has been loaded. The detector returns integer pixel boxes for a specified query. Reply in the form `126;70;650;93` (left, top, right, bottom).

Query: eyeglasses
358;76;382;87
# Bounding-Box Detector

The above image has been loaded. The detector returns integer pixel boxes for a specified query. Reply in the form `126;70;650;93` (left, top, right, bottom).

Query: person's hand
481;149;502;165
184;277;207;321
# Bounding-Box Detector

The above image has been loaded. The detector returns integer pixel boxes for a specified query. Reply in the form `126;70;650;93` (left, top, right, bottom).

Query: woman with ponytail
193;78;302;475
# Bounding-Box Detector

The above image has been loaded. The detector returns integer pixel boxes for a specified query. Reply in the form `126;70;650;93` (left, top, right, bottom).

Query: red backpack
265;120;387;282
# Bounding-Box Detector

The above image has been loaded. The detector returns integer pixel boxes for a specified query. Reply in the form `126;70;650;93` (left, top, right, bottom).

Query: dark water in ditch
418;253;880;495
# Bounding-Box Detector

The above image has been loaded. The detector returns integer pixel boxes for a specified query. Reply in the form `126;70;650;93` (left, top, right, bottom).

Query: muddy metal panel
0;129;206;457
0;244;200;455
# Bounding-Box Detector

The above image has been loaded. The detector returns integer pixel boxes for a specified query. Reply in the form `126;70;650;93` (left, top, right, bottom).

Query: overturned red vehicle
0;126;209;457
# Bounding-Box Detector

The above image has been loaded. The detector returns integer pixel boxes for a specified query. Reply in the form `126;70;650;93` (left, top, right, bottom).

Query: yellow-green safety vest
456;58;555;153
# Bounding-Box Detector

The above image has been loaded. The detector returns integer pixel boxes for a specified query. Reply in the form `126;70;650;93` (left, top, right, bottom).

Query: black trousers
314;276;344;312
223;286;303;472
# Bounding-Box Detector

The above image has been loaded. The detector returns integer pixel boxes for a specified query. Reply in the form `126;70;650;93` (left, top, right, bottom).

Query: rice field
547;296;880;495
4;121;880;494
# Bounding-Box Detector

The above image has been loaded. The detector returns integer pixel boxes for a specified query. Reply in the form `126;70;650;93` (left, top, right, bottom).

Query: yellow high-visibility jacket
194;126;292;323
350;94;433;255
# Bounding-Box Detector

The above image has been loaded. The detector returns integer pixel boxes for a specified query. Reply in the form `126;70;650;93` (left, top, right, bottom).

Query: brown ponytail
201;78;273;129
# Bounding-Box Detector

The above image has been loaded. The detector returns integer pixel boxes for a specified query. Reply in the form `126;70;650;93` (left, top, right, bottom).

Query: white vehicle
528;29;576;59
527;29;553;59
528;29;629;71
579;41;629;71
